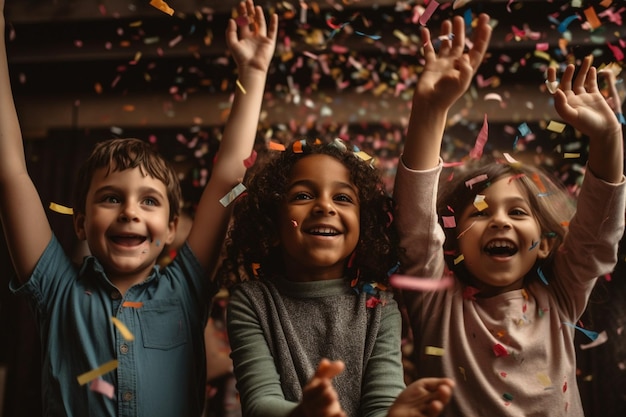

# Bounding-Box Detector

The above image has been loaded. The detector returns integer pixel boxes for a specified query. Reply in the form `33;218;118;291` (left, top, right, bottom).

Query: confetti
473;195;488;211
389;274;453;292
425;346;445;356
546;121;566;133
76;360;119;386
149;0;174;16
111;317;135;341
89;378;115;399
219;183;247;207
465;174;488;189
580;330;608;350
49;202;73;215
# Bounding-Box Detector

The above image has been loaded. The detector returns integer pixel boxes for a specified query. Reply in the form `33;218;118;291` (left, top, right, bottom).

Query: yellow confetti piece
354;150;373;162
49;202;73;215
546;120;566;133
453;254;465;265
533;50;551;61
76;359;119;386
236;79;247;95
473;195;488;211
563;153;580;159
425;346;445;356
537;372;552;387
111;317;135;341
149;0;174;16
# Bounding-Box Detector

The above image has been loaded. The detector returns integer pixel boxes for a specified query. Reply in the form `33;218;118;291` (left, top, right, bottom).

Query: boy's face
455;176;551;295
74;166;177;286
278;154;360;282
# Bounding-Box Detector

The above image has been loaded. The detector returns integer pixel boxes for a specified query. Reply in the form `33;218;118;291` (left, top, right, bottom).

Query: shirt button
111;291;121;300
120;344;129;354
123;391;133;402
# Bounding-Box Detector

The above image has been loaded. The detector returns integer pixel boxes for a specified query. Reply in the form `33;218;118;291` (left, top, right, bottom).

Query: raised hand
226;0;278;74
549;55;621;140
387;377;455;417
292;359;346;417
414;13;492;111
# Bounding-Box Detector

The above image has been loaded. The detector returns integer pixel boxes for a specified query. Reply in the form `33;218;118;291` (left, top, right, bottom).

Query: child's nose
490;212;511;229
314;198;336;215
119;205;138;222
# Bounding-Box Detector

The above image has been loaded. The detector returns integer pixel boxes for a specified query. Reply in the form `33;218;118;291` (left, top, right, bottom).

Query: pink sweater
394;160;625;417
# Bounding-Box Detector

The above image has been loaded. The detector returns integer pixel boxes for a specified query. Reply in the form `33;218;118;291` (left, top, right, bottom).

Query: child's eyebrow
288;179;357;193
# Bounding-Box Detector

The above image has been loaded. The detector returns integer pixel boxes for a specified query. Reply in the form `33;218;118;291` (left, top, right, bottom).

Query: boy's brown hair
73;138;182;221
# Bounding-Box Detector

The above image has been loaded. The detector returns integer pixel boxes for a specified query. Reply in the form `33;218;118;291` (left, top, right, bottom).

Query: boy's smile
456;176;551;295
74;166;177;291
278;154;360;282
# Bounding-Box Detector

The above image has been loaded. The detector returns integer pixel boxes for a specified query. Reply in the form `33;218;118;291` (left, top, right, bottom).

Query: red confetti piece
493;343;509;357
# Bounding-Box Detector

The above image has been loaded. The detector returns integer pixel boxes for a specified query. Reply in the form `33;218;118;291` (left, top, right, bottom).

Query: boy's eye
510;208;528;216
469;211;487;218
143;197;158;206
103;195;120;204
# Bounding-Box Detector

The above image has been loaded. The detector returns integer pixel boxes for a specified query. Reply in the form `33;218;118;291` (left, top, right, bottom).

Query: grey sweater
227;275;405;417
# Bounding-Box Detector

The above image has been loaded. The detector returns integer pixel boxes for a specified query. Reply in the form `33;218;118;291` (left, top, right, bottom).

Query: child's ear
164;216;179;245
73;212;86;241
536;237;554;259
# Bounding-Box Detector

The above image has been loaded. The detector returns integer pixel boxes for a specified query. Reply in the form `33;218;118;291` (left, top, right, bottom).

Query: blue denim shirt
10;235;217;417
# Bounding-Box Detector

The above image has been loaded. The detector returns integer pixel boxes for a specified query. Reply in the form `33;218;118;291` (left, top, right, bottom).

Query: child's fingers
559;64;575;92
467;14;492;71
450;15;465;57
573;55;593;94
315;358;345;379
438;19;453;56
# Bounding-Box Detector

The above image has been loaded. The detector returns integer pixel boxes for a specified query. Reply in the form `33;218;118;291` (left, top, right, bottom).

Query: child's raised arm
549;55;624;184
186;0;277;272
0;0;53;283
402;13;492;170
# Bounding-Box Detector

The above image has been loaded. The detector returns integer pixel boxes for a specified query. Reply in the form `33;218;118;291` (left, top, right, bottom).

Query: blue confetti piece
387;262;400;277
354;31;381;40
537;266;548;285
618;113;625;125
518;122;531;137
562;322;599;341
529;240;539;251
557;15;580;33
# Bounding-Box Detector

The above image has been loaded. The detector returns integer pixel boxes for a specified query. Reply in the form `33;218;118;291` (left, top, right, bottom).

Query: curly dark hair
437;157;575;286
218;138;400;288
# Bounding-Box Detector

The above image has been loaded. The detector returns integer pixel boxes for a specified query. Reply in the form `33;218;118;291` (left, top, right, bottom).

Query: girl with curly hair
219;137;454;417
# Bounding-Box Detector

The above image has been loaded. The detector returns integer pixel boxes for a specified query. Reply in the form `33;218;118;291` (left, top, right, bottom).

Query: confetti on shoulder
389;274;453;292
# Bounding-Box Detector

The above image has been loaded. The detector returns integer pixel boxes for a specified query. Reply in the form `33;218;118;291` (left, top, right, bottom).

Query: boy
0;1;277;416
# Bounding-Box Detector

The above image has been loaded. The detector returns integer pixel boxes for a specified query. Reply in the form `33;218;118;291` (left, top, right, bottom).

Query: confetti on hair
292;140;305;153
502;153;522;167
442;216;456;228
465;174;488;189
469;113;489;159
243;150;257;168
219;183;247;207
563;322;599;341
77;359;119;386
537;266;548;285
580;330;608;349
389;274;453;292
111;317;135;341
235;79;247;95
473;195;488;212
268;141;286;151
149;0;174;16
425;346;445;356
508;173;526;184
49;202;74;215
531;172;547;193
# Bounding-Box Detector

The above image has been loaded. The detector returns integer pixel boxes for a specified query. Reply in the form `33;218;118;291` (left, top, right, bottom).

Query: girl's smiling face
277;154;360;282
456;176;551;296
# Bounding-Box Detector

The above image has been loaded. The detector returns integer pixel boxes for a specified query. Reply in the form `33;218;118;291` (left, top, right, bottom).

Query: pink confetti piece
442;216;456;228
469;113;489;159
465;174;488;189
90;378;115;399
419;1;440;26
389;274;453;292
243;150;257;168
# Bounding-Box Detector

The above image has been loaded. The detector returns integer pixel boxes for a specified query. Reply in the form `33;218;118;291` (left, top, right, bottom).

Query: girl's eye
334;194;354;203
510;208;528;216
292;192;313;201
469;211;487;218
